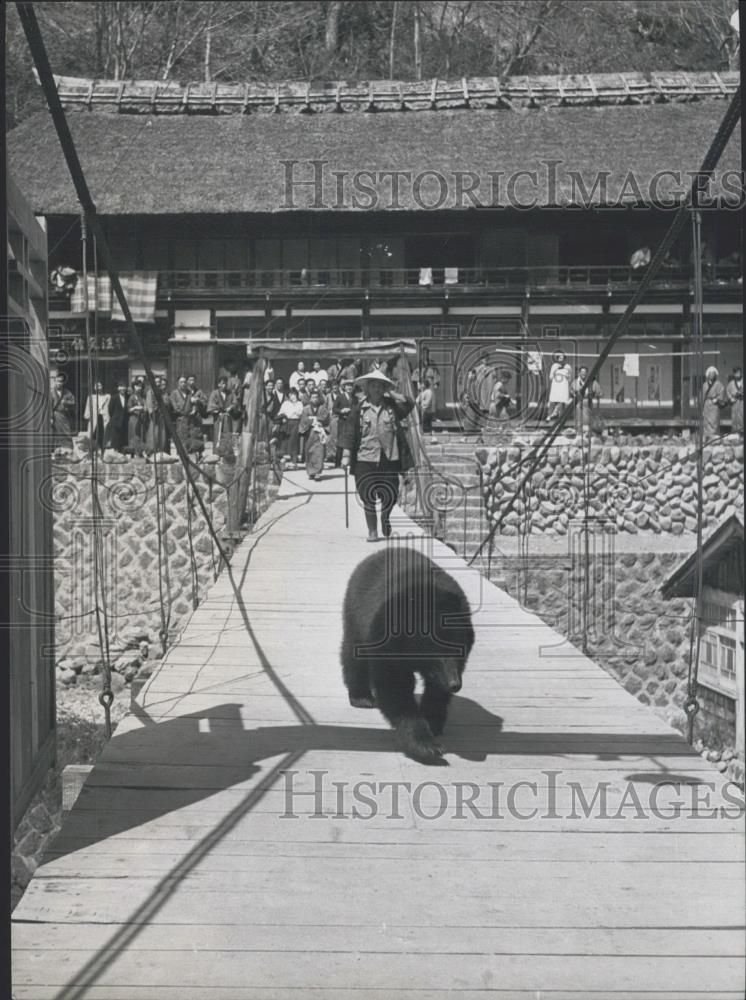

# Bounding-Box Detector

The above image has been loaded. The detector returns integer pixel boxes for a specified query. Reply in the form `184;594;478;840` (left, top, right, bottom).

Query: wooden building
662;512;745;751
6;70;743;428
7;175;55;829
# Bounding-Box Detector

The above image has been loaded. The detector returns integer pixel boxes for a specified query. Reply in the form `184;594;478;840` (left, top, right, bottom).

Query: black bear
341;546;474;763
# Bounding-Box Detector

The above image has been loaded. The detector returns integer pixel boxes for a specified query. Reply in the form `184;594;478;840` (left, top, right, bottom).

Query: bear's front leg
342;651;377;708
420;682;452;737
372;665;445;763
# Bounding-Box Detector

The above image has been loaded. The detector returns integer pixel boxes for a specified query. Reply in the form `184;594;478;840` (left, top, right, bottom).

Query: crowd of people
49;352;744;461
461;351;743;441
261;356;399;476
263;359;416;540
51;371;244;457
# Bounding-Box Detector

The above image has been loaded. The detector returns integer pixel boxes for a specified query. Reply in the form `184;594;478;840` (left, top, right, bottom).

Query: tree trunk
413;2;422;81
325;0;342;54
204;24;212;82
389;0;398;78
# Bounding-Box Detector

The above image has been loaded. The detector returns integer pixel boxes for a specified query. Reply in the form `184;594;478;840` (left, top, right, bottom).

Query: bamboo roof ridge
47;70;740;115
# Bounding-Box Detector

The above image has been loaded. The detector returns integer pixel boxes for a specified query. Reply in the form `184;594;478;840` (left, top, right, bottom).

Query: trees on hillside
6;0;739;127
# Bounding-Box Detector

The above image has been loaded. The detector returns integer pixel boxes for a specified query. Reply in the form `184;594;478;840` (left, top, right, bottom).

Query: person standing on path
299;388;330;480
106;380;129;452
51;373;76;451
416;378;436;433
341;370;415;542
727;366;743;436
83;379;110;454
333;378;356;467
701;366;728;444
547;350;572;423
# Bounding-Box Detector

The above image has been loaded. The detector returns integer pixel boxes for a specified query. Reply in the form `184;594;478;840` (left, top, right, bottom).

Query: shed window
698;587;742;697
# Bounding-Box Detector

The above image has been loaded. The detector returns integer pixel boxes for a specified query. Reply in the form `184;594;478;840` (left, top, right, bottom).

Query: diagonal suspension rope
684;207;707;742
468;84;741;568
16;1;234;573
17;2;317;729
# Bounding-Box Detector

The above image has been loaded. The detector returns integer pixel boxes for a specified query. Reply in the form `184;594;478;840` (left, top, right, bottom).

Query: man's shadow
46;691;710;861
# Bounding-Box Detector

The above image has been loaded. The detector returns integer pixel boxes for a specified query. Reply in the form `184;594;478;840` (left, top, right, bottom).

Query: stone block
670;659;688;678
624;675;643;695
26;803;54;835
15;829;43;860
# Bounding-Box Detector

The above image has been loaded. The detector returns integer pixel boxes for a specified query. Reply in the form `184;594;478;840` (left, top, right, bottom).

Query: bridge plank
13;473;744;997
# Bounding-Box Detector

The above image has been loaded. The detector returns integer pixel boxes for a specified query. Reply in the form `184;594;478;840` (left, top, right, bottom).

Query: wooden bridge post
237;355;267;527
392;349;442;538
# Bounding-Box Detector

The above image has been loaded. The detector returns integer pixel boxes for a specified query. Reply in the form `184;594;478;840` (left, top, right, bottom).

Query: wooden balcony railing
49;264;742;310
156;263;742;292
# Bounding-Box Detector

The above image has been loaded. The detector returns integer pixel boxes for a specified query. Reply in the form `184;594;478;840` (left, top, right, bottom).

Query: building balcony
48;263;742;313
158;264;741;293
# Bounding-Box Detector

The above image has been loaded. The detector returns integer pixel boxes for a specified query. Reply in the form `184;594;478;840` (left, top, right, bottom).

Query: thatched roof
7;87;741;215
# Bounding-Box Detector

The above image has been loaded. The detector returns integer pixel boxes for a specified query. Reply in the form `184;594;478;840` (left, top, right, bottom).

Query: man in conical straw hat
341;369;415;542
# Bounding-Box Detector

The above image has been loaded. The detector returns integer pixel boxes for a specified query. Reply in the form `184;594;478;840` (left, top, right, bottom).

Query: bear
341;546;474;763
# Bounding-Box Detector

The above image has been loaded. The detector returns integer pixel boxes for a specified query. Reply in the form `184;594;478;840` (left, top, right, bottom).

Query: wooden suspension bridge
11;469;745;999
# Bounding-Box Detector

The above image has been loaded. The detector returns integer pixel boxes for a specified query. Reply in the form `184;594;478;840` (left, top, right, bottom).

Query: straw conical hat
354;370;396;387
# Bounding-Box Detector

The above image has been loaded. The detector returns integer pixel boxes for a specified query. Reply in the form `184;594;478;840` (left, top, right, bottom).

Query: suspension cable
468;84;741;567
684;208;706;741
80;217;114;736
185;478;200;610
16;4;236;576
151;442;172;660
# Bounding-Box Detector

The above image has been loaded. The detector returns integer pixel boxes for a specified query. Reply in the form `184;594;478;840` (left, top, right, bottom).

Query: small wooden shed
661;511;744;752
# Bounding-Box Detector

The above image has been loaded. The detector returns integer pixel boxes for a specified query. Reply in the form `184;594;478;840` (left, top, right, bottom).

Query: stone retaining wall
478;439;744;534
52;454;233;663
493;547;741;763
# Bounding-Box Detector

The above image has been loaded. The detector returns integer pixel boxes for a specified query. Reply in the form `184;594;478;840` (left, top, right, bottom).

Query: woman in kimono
170;376;197;457
186;375;207;456
298;388;330;480
547;351;572;422
207;376;235;450
83;380;110;454
127;378;147;457
145;376;167;455
325;380;342;464
332;378;355;466
701;366;728;444
51;373;76;451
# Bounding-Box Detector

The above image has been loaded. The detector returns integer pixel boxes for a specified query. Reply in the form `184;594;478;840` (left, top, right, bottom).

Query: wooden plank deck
12;468;746;999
